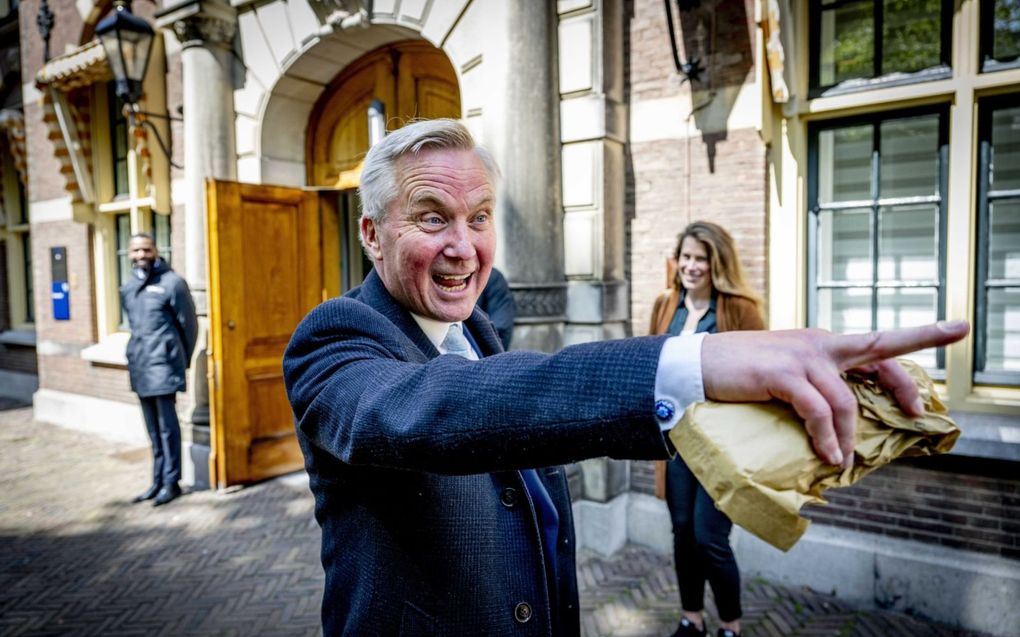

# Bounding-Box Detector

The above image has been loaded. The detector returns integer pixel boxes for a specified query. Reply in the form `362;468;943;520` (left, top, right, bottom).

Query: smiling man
282;119;968;636
121;233;197;507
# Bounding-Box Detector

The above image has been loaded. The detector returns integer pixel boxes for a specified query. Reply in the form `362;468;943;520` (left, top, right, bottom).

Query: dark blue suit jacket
283;271;671;636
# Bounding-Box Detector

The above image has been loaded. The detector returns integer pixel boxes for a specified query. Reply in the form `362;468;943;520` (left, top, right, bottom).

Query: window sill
0;329;37;346
809;66;953;100
80;332;130;367
949;411;1020;462
96;197;154;214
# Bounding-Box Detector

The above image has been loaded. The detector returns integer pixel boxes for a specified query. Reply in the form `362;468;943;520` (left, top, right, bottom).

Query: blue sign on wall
51;247;69;321
52;281;70;321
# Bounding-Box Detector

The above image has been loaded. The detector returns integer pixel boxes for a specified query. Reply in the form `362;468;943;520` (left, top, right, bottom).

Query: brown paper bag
668;360;959;551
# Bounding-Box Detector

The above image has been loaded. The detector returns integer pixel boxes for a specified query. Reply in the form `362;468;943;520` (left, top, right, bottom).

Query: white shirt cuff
653;333;706;432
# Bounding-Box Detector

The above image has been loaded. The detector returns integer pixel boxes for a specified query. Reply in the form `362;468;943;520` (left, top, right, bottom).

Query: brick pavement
0;406;992;636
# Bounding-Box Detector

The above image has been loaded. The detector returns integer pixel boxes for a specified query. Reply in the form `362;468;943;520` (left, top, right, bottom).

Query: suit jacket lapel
356;270;439;359
465;309;504;356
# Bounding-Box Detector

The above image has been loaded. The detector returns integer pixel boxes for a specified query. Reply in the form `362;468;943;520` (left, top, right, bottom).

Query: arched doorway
307;40;461;188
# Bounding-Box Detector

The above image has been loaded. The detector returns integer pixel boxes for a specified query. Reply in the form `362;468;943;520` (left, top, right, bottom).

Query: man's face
129;237;157;271
361;149;496;323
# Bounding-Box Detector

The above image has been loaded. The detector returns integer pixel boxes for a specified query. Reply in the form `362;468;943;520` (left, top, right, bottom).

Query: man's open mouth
433;273;472;292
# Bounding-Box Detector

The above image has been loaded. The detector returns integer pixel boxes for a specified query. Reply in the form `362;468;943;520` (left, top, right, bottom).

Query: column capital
155;0;237;49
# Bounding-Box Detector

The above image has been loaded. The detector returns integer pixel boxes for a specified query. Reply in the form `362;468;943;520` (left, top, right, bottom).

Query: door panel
206;179;323;488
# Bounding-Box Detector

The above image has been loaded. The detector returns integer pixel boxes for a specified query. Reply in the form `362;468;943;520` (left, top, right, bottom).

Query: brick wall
626;0;767;336
627;131;767;335
635;456;1019;560
31;222;94;344
38;353;135;403
803;456;1020;560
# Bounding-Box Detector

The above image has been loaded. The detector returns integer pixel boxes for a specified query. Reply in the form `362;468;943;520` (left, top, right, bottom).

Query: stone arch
253;25;425;186
241;1;478;187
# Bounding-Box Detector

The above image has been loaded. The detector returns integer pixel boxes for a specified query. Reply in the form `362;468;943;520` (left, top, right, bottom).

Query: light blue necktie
442;323;475;359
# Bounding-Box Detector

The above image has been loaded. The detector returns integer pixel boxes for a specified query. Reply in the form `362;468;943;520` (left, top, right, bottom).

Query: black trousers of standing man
138;394;182;487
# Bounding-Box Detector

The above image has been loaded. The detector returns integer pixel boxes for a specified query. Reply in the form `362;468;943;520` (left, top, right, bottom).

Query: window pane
116;214;131;327
880;115;940;199
991;105;1020;191
109;83;130;197
818;208;872;282
818;287;873;334
878;205;938;281
985;287;1020;372
993;0;1020;63
819;2;874;86
883;0;942;74
878;287;938;367
154;214;171;265
989;200;1020;280
818;125;873;203
22;233;33;323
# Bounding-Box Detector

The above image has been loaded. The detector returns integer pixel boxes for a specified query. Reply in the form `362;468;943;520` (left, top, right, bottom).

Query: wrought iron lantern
96;0;155;105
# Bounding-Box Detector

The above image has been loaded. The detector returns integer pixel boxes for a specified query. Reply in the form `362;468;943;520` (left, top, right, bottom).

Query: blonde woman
650;221;764;637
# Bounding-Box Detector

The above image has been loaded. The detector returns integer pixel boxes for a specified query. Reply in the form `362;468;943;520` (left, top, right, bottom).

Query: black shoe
132;484;162;503
153;482;181;507
670;617;706;637
717;629;740;637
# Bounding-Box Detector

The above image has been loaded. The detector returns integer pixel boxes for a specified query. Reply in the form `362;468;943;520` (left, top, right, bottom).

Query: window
808;108;948;371
21;233;32;323
0;136;31;330
810;0;952;93
108;82;130;198
976;94;1020;384
983;0;1020;71
153;213;171;265
114;213;131;328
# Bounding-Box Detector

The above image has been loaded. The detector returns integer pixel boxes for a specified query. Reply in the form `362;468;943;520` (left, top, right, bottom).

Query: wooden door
206;179;324;488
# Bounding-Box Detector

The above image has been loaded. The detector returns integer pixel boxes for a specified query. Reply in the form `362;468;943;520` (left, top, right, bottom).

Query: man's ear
360;216;383;261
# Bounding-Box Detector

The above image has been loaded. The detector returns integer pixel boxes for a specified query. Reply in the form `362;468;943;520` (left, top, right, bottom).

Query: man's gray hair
358;118;501;224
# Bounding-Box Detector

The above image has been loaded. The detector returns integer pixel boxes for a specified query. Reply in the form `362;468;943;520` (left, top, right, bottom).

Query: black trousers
138;393;182;486
665;454;742;622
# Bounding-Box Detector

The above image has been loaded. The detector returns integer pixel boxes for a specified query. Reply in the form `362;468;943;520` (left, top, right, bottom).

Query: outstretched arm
700;320;970;466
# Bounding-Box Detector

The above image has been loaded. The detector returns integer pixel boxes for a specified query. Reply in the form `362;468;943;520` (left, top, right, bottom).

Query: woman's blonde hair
674;221;762;308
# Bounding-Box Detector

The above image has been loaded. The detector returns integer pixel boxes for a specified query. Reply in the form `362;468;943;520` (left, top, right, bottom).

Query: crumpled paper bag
668;360;959;551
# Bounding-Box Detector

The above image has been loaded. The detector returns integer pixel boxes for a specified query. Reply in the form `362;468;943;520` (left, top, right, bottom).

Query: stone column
557;0;631;556
155;0;237;488
498;0;566;353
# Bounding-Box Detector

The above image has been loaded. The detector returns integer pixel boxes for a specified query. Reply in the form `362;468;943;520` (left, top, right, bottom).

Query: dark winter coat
120;258;198;398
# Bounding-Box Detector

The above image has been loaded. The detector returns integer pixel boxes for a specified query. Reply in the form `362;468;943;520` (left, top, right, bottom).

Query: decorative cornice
172;14;236;48
511;282;567;321
155;0;237;49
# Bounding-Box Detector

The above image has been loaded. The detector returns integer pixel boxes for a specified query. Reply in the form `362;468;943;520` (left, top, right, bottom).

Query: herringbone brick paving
0;404;994;636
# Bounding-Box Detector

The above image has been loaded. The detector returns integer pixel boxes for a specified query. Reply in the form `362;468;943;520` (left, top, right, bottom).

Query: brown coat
648;287;764;336
649;287;764;497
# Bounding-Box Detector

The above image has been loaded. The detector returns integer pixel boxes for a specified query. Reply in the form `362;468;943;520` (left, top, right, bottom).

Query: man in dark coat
121;233;198;507
282;119;967;636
